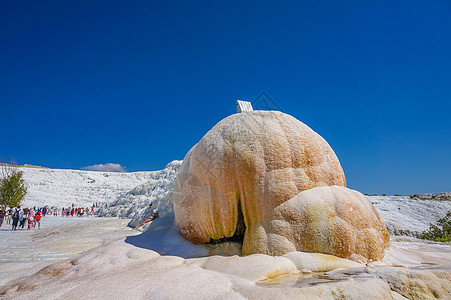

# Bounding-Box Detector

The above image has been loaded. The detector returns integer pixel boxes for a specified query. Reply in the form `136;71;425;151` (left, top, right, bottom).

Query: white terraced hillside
18;165;165;209
369;195;451;237
98;160;182;229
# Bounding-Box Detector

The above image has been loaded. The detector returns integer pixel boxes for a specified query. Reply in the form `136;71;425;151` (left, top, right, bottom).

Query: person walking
6;208;12;225
35;211;41;229
18;207;25;230
12;206;20;231
27;209;35;230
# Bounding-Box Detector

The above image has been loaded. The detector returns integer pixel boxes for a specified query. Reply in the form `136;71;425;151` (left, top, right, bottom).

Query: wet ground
257;271;344;288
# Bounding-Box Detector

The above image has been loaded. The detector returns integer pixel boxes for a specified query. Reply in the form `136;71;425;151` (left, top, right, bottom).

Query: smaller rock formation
246;186;390;262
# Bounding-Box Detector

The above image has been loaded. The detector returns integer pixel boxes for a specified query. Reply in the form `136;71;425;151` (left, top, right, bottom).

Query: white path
0;216;138;287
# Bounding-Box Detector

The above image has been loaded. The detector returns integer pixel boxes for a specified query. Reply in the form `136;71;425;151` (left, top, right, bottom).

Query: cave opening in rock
208;201;246;244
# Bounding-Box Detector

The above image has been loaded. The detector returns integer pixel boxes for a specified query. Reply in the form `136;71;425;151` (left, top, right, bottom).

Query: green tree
420;211;451;242
0;162;28;209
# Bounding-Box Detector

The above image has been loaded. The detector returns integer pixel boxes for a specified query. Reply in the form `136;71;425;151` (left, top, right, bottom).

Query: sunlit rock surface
173;111;346;254
251;186;389;261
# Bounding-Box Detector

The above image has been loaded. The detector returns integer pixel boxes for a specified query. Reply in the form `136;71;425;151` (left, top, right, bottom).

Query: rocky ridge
98;160;182;229
410;192;451;201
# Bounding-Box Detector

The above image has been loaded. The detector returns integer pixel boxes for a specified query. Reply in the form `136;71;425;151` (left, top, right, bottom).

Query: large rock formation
174;113;341;240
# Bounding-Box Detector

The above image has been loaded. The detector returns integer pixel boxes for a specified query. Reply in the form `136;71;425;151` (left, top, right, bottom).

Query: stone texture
250;186;390;261
173;111;346;253
0;238;399;300
283;251;364;272
186;254;297;281
326;265;451;300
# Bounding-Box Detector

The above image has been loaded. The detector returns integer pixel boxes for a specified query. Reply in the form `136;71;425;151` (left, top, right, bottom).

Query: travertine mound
248;186;390;261
173;111;346;251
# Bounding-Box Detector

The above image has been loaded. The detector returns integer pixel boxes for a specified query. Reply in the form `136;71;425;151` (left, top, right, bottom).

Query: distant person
18;207;25;230
71;207;75;217
42;206;47;217
35;211;41;229
12;206;20;230
6;208;12;225
0;209;5;228
20;208;28;230
27;209;35;230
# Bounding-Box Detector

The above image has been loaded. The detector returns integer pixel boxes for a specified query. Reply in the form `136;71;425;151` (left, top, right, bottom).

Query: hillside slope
369;195;451;237
19;164;174;209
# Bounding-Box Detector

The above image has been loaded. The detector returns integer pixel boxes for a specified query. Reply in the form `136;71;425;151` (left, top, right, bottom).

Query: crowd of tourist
0;203;103;230
60;203;103;217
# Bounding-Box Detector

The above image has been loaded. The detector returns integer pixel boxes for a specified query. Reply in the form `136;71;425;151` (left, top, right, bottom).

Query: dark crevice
208;201;246;244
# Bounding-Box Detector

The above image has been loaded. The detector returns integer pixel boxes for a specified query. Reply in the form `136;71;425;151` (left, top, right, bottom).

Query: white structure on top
236;100;254;113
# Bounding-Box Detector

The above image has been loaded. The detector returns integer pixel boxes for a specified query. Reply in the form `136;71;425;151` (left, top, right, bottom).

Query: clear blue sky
1;1;450;195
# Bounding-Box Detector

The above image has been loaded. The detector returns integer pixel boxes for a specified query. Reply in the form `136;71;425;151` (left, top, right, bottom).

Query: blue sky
1;1;450;195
